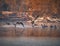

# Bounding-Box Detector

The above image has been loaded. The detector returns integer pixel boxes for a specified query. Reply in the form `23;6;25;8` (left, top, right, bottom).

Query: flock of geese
5;20;57;29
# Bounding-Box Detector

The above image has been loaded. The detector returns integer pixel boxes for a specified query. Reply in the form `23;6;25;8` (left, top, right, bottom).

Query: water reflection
0;24;60;37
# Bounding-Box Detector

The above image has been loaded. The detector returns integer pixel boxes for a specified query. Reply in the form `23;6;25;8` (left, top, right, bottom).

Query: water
0;37;60;46
0;23;60;46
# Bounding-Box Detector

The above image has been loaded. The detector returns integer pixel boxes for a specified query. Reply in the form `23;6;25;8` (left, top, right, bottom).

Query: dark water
0;37;60;46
